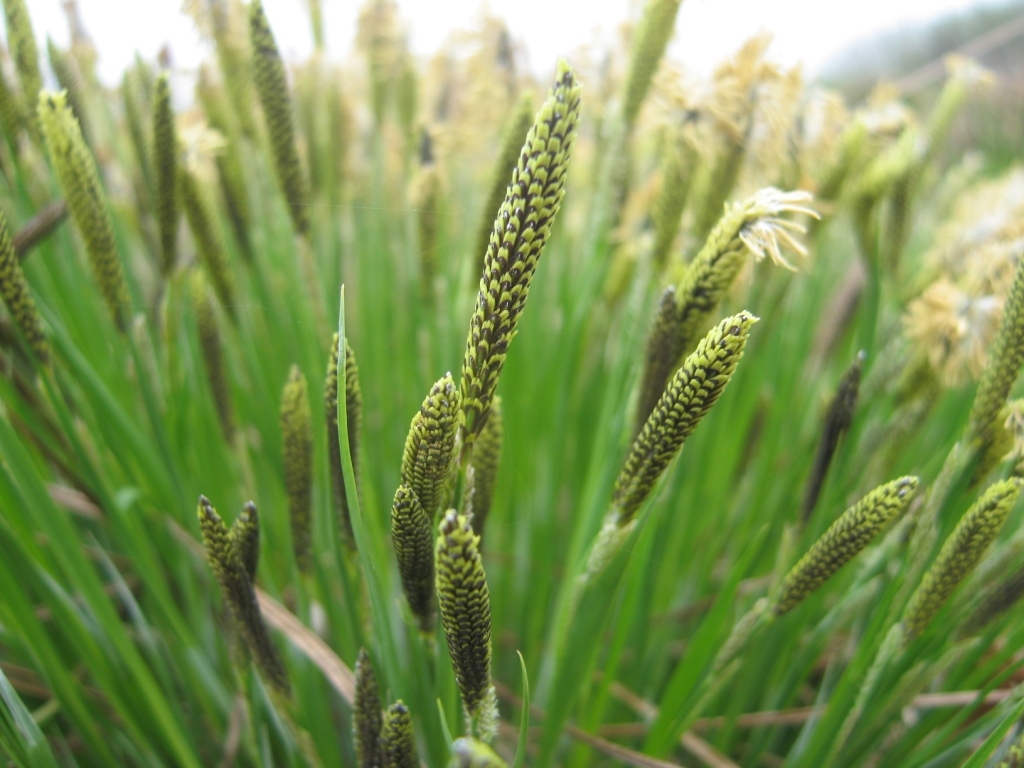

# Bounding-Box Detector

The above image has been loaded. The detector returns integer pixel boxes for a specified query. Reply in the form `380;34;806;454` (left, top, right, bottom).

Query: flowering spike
391;483;435;633
460;60;581;446
354;648;383;768
436;510;497;740
153;72;177;275
281;365;313;572
401;372;460;517
379;701;417;768
0;205;48;364
776;477;918;615
326;333;363;546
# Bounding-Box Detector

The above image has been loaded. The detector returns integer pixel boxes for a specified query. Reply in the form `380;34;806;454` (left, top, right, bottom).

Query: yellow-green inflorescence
39;90;132;331
353;648;383;768
46;38;90;146
401;372;461;518
197;496;289;695
615;311;759;525
775;476;919;615
189;270;234;441
380;701;418;768
3;0;42;136
469;395;503;539
249;0;310;238
152;72;178;276
473;92;534;269
436;510;497;741
635;188;815;429
903;478;1021;641
966;255;1024;453
0;205;48;363
281;364;314;572
460;59;582;447
391;483;435;633
325;333;362;546
620;0;683;130
180;164;237;322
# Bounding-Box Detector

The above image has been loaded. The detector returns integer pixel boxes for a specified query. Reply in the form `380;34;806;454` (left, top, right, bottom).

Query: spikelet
436;510;497;740
473;92;533;268
0;205;48;364
39;90;131;331
391;483;434;632
621;0;683;130
401;372;460;517
152;73;178;276
229;501;260;582
450;737;509;767
325;333;362;546
801;353;864;523
122;66;154;195
354;648;383;768
189;270;234;441
963;561;1024;634
469;396;502;538
902;478;1021;641
249;0;310;238
3;0;41;135
638;189;815;417
615;311;758;524
356;0;403;126
46;39;89;146
634;287;683;435
197;495;290;695
180;165;237;321
412;128;440;306
776;477;919;615
281;365;313;572
460;60;581;446
380;701;417;768
649;134;695;269
0;65;25;145
966;256;1024;452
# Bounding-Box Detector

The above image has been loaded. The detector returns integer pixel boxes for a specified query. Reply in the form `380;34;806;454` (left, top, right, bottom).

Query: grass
1;0;1024;766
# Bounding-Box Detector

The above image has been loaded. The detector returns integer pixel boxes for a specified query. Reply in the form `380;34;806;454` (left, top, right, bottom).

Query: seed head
615;311;758;524
326;333;363;546
903;478;1021;641
0;205;48;364
776;477;919;615
354;648;383;768
189;270;234;441
469;396;503;539
39;90;131;330
197;495;289;695
460;60;581;446
436;510;497;740
249;0;310;237
153;73;177;275
281;365;313;572
379;701;417;768
401;372;461;517
391;484;435;633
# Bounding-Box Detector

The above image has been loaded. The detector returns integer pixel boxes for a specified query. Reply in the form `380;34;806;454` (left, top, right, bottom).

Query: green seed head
326;333;363;546
614;311;758;524
776;476;919;615
0;205;48;364
39;90;131;331
229;501;260;583
281;365;314;572
197;495;289;695
469;396;503;539
460;60;581;446
3;0;42;133
621;0;683;129
189;270;233;440
391;483;435;633
635;286;683;433
249;0;310;237
153;72;177;275
180;164;236;321
354;648;383;768
379;701;417;768
46;38;89;146
903;478;1021;641
436;510;497;740
650;134;695;269
401;372;461;517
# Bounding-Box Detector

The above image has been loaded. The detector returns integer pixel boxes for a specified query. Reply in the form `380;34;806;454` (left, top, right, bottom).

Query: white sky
18;0;997;87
